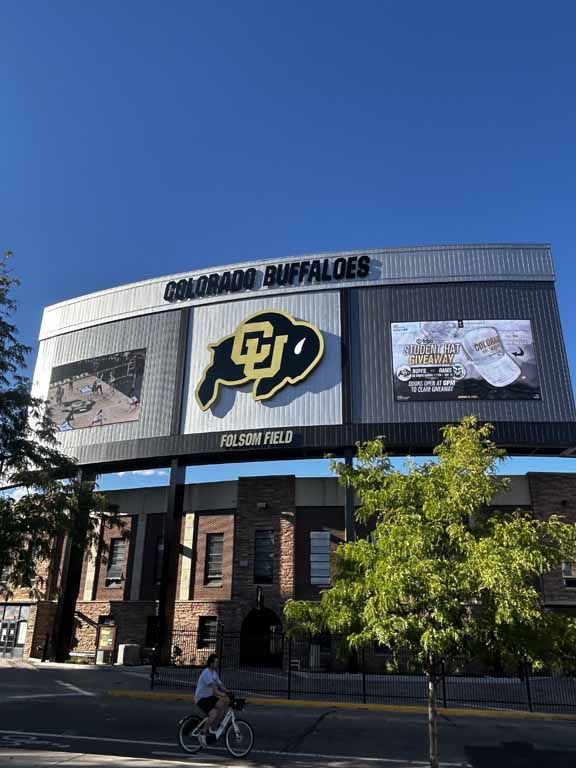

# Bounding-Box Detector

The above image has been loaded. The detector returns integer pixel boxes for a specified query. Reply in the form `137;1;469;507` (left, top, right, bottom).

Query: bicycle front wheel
225;718;254;758
178;715;203;754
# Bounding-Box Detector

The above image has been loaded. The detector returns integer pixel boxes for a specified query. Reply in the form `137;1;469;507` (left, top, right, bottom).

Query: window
562;561;576;588
310;531;331;586
198;616;217;648
204;533;224;587
254;529;274;584
106;538;127;588
153;537;164;585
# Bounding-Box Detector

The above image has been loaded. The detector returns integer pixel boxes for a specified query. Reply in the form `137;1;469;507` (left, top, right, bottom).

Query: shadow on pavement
466;741;576;768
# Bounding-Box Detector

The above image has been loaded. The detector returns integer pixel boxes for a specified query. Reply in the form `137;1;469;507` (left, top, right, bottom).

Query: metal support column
52;467;97;662
155;458;186;665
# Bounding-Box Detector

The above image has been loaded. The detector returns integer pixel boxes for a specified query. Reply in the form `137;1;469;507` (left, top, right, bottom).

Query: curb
107;690;576;721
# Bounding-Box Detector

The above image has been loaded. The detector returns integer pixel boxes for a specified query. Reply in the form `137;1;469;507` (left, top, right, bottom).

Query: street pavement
1;663;576;767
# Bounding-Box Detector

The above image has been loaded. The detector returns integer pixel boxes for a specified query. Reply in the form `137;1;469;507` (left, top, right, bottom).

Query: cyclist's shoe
198;734;207;748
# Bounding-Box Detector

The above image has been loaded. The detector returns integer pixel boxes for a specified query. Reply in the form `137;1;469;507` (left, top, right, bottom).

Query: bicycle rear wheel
178;715;203;754
225;718;254;758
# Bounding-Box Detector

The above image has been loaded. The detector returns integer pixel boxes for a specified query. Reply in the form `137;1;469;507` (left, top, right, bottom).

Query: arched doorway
240;608;283;668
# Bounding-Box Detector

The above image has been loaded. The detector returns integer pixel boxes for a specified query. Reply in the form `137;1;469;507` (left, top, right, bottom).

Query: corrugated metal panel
38;244;553;339
32;311;185;453
181;291;342;433
351;282;576;424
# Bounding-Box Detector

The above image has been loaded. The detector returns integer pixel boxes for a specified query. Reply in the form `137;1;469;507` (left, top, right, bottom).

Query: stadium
2;243;576;668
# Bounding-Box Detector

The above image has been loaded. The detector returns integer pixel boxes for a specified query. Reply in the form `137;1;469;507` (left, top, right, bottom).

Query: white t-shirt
195;667;223;703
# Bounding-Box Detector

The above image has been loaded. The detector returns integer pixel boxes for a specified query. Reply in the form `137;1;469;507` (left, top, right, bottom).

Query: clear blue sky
1;1;575;490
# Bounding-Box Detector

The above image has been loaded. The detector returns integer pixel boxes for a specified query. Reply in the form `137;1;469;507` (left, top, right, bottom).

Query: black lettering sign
164;281;177;301
219;271;231;293
308;260;322;282
163;255;371;302
231;269;244;292
175;279;188;300
263;264;276;286
357;254;370;278
206;273;220;296
196;275;208;297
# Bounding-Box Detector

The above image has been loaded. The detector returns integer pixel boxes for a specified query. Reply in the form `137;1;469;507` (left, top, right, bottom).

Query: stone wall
528;472;576;609
191;513;235;601
233;475;296;618
72;600;158;656
26;601;58;659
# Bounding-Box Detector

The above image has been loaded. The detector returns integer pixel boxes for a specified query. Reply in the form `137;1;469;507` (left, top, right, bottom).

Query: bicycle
178;694;254;758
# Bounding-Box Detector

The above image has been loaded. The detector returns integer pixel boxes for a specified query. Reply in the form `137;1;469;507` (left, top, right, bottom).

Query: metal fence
151;629;576;714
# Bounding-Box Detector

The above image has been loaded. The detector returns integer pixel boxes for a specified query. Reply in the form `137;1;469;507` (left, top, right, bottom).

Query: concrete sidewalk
0;752;164;767
0;749;453;768
0;751;216;767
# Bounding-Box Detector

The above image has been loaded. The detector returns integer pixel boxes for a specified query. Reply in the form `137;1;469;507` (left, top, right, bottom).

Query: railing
151;628;576;714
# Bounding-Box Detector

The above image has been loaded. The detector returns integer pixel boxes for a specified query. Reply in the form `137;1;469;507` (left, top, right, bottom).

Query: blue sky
1;1;575;491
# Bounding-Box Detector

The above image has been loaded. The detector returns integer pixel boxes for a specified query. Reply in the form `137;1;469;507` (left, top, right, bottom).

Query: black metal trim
340;288;352;425
170;308;191;436
69;420;576;473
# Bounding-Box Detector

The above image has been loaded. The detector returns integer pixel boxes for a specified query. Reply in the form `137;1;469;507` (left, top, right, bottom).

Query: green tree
0;252;117;609
285;418;576;768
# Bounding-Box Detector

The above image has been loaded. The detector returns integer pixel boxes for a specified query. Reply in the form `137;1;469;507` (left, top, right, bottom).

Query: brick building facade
2;472;576;661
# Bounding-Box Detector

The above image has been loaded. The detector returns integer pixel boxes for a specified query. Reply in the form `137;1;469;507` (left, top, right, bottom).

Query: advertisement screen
47;349;146;431
391;320;541;401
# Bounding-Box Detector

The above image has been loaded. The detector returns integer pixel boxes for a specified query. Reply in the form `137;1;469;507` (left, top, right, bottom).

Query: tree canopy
0;252;116;599
284;417;576;767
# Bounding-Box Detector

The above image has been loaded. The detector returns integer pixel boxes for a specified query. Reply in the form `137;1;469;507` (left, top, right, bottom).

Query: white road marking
0;693;81;701
0;729;174;748
56;680;96;697
152;750;468;766
0;734;71;749
0;729;470;767
0;753;214;768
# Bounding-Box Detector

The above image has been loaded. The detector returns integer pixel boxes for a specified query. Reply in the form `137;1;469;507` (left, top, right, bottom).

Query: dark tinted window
198;616;217;648
204;533;224;587
254;529;274;584
106;538;127;588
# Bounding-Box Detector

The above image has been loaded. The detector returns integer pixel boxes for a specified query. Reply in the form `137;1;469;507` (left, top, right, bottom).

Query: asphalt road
1;663;576;767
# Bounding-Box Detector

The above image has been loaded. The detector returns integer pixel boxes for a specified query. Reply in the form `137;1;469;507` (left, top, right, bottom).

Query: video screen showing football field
47;349;146;431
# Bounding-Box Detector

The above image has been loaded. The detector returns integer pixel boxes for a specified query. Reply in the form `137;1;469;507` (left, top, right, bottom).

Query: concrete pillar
178;513;195;601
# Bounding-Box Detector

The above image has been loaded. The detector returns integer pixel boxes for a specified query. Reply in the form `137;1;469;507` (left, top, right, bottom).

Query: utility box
116;644;140;666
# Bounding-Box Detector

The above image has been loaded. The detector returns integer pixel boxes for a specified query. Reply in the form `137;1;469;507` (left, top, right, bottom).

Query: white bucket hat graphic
461;327;521;388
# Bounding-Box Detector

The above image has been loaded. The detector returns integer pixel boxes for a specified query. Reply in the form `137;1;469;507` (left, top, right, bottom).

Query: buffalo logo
195;310;324;410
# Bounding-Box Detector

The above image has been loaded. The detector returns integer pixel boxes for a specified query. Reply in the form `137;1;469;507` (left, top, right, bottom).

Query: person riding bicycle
194;653;229;747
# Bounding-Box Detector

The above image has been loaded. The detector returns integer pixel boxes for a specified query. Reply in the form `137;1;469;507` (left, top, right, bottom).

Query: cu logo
195;310;324;410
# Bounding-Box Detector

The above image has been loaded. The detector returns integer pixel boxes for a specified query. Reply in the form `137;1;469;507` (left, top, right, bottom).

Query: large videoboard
32;244;576;468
